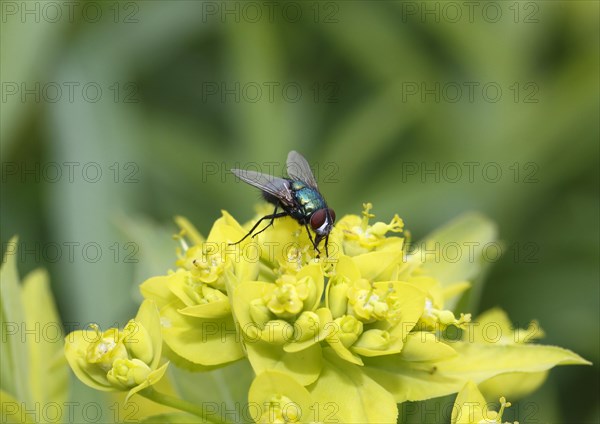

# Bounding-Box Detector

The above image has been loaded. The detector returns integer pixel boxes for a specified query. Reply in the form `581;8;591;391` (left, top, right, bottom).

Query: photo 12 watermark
1;1;140;24
1;161;140;184
200;81;340;104
399;161;540;184
406;240;540;264
400;81;540;104
200;1;340;24
1;82;139;104
2;240;139;264
400;399;539;424
399;1;541;24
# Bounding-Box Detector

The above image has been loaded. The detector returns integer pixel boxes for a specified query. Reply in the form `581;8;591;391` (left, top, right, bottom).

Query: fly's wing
287;150;318;189
231;169;295;206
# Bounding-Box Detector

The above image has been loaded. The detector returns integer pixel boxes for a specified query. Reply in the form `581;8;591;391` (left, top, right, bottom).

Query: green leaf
21;268;68;406
308;348;398;424
0;237;30;404
364;341;590;403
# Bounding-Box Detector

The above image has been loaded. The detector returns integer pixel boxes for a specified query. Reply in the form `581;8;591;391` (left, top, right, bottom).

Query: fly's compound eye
328;208;336;224
310;209;327;233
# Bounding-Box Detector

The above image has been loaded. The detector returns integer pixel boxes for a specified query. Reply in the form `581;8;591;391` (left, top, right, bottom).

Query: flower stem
139;387;230;424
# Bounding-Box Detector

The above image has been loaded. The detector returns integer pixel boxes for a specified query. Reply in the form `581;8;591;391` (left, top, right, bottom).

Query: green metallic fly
231;151;336;257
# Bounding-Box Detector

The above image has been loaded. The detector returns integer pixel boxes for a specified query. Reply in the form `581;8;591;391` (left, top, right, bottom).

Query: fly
230;150;336;257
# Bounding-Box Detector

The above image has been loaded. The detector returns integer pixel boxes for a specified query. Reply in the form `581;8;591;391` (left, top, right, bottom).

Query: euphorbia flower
139;212;254;369
325;255;426;362
64;300;168;401
233;264;326;385
333;202;404;255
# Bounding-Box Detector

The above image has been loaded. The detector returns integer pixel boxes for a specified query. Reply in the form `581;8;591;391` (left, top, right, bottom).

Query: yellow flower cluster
60;204;590;423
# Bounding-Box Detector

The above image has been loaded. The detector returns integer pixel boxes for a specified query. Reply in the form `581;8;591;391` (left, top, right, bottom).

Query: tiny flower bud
107;358;152;389
334;315;363;348
293;311;320;343
353;329;392;351
327;277;349;319
262;320;294;345
250;299;272;328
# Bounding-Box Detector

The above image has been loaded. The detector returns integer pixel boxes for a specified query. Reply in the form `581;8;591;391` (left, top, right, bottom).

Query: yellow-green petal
246;340;322;386
417;212;498;310
451;381;488;424
248;371;314;424
125;361;170;402
479;371;548;401
400;332;457;362
178;300;231;319
363;341;590;403
333;255;361;281
352;251;402;281
308;348;398;424
134;300;163;369
160;303;243;366
140;274;179;309
123;320;154;365
234;281;276;341
21;268;68;406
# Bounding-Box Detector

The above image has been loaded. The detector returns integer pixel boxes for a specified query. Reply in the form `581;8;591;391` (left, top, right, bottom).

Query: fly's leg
304;224;321;258
251;205;281;238
229;206;286;245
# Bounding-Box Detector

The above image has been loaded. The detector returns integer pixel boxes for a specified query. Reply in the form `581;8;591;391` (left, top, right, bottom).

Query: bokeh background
2;1;598;423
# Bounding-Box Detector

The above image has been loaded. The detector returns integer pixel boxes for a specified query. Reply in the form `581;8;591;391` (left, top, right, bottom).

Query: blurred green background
1;1;598;422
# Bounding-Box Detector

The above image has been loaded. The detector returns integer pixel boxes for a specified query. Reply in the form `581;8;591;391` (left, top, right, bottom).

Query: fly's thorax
290;181;327;216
